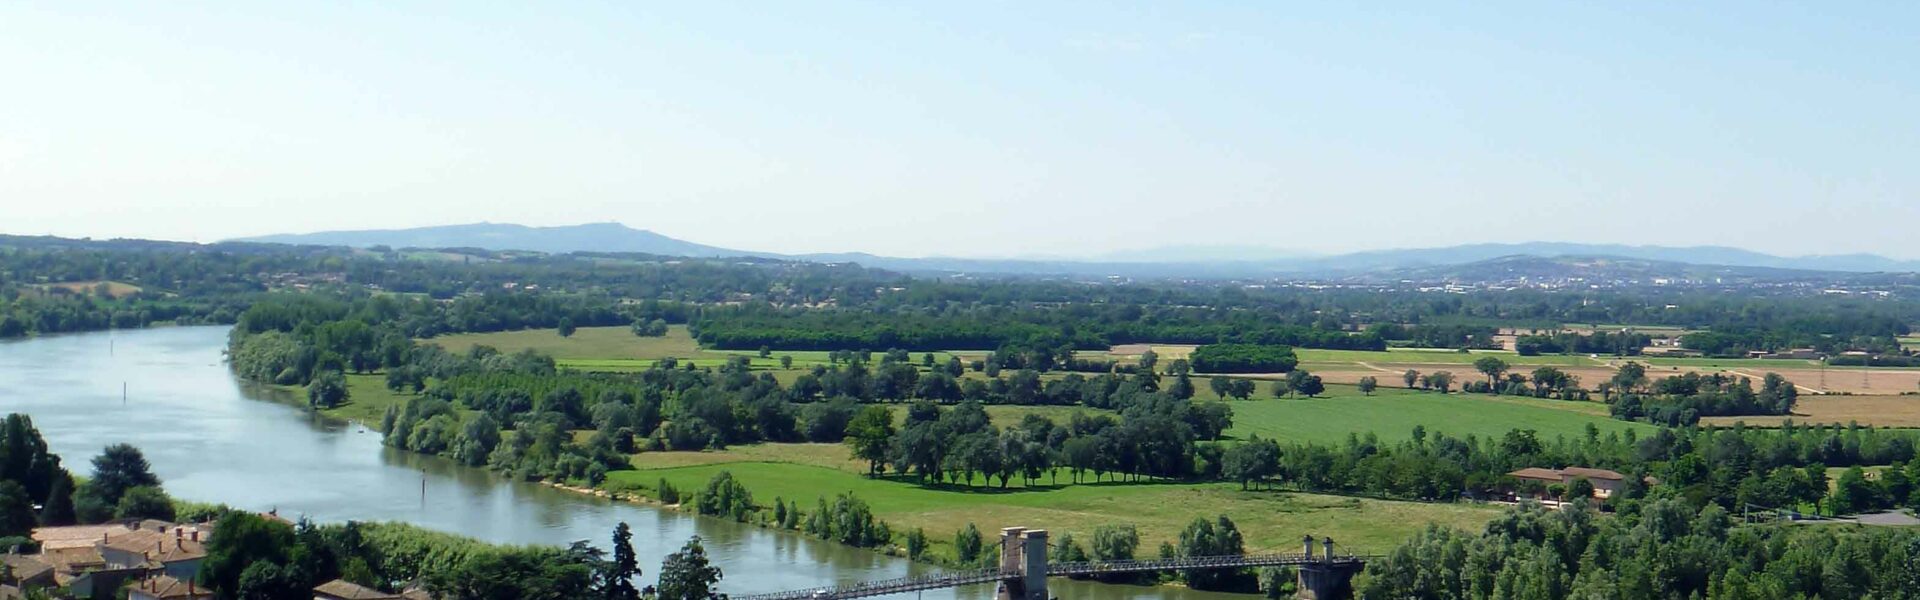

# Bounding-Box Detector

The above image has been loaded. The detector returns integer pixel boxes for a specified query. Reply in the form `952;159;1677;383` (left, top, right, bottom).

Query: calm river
0;326;1241;599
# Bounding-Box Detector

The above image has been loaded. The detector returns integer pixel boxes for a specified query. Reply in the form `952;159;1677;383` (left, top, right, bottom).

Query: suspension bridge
734;527;1375;600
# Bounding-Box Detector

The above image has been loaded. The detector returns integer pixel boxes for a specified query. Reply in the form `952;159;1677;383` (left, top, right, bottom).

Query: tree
955;523;984;564
605;522;641;600
1566;477;1595;501
114;485;175;521
1270;379;1293;399
1611;361;1648;394
905;528;928;559
38;473;75;526
0;414;61;505
1051;533;1090;563
845;406;895;476
557;318;577;337
1833;466;1883;515
1222;436;1281;490
1358;376;1378;396
1428;371;1455;393
1140;349;1159;371
656;536;723;600
1294;374;1325;398
201;512;297;599
1178;515;1250;590
1092;524;1140;561
1168;373;1195;400
1403;369;1420;389
1259;567;1299;599
1531;367;1573;396
88;443;159;507
236;561;304;600
1226;378;1256;400
779;355;794;369
308;370;350;409
0;482;33;539
1473;356;1510;387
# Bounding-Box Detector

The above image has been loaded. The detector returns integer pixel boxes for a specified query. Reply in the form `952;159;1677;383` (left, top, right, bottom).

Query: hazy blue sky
3;2;1915;258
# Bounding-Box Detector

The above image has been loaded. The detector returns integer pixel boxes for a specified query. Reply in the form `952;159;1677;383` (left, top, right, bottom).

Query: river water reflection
0;326;1241;599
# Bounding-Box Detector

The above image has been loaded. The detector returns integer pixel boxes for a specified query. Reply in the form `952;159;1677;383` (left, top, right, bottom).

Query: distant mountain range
237;222;746;258
232;222;1920;278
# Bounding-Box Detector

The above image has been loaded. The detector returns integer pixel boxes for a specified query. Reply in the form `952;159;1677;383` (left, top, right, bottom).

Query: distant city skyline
3;2;1916;258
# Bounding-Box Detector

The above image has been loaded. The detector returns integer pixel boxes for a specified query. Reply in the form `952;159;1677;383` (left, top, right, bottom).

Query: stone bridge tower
1296;536;1365;600
996;527;1048;600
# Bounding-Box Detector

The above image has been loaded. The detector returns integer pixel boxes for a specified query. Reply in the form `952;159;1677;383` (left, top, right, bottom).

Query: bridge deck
731;568;1010;600
731;553;1375;600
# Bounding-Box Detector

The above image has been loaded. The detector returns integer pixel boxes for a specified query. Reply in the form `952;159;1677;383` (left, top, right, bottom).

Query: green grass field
1224;385;1646;445
605;461;1502;559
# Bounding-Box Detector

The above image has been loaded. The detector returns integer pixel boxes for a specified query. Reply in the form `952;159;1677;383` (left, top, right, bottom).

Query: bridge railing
730;567;1012;600
734;553;1381;600
1049;553;1374;577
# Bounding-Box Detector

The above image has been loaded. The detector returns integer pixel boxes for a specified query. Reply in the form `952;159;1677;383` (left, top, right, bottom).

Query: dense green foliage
1363;500;1920;600
1606;367;1800;425
1188;344;1300;373
691;305;1387;352
1515;330;1652;356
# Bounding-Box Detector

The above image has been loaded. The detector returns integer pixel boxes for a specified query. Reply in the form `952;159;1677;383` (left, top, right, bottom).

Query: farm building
1507;466;1629;499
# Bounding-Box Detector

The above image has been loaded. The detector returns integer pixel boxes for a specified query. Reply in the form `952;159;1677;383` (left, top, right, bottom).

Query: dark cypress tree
38;472;76;526
606;522;641;600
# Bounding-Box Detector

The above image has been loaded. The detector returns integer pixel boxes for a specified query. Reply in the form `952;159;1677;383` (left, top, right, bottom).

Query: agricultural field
1293;347;1602;367
1224;385;1647;445
432;326;1002;373
421;325;1920;427
25;280;145;299
605;461;1504;559
424;325;702;360
1701;394;1920;428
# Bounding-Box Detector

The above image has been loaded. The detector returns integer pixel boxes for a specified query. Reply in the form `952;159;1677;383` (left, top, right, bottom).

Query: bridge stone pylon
996;527;1048;600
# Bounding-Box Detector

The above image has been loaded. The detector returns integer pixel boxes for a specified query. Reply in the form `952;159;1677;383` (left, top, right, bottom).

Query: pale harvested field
1107;343;1198;360
1702;394;1920;428
1620;364;1920;395
1743;367;1920;395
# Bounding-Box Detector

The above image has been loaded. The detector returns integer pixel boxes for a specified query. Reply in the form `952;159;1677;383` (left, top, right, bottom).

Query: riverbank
305;374;1499;570
10;327;955;598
